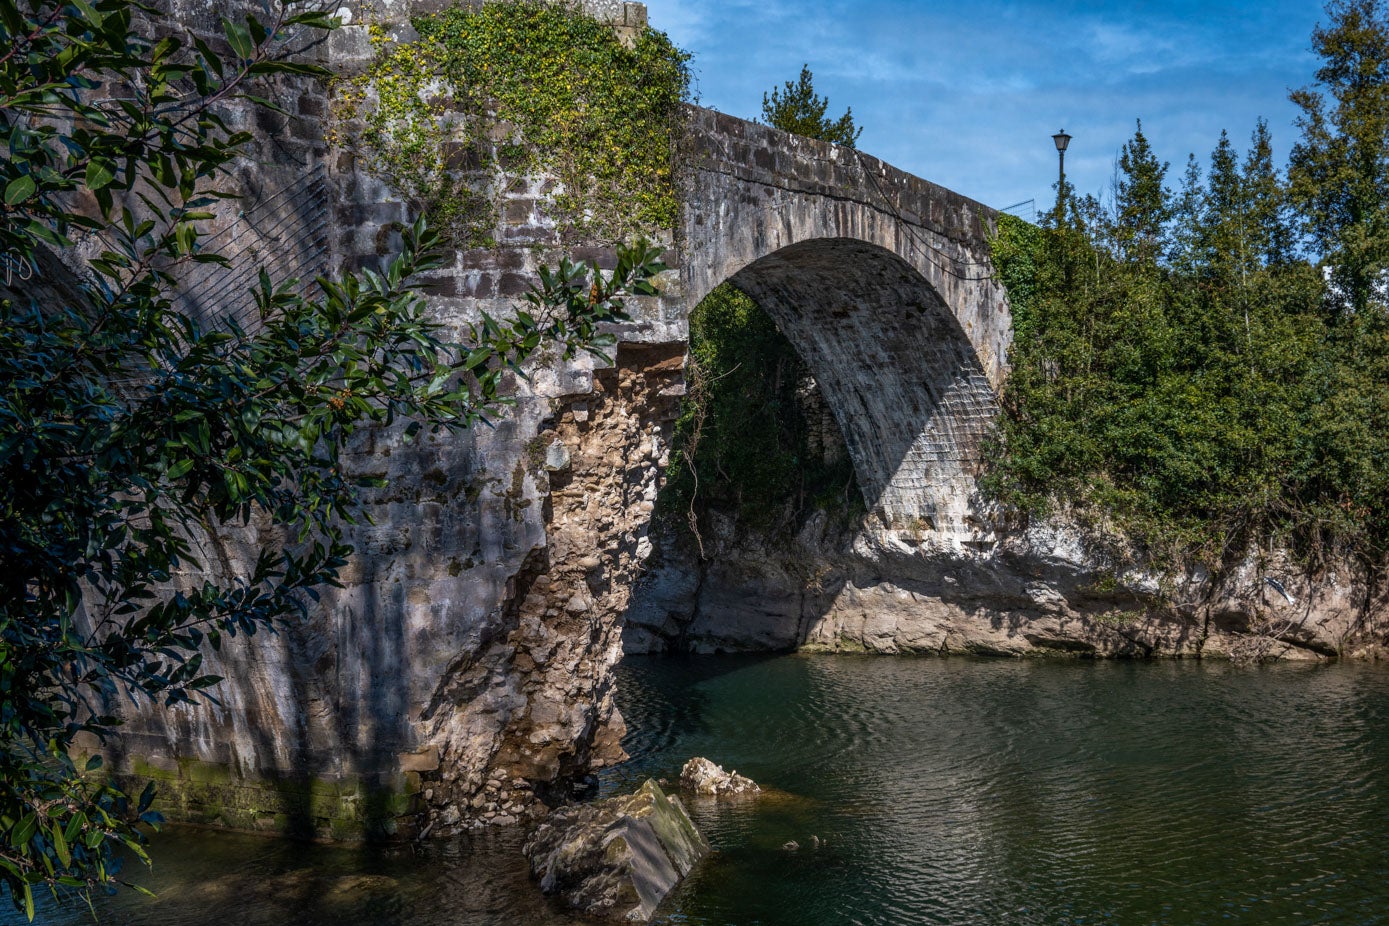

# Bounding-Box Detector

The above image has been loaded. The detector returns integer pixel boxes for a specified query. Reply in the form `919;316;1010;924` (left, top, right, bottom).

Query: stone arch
719;239;995;531
678;109;1012;532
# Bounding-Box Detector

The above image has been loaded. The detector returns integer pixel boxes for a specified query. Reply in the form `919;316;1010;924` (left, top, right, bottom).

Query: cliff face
625;507;1389;663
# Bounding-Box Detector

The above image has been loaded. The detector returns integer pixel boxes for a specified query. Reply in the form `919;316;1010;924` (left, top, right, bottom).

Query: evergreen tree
1112;120;1172;264
1203;130;1246;281
1288;0;1389;315
761;64;863;148
1243;119;1296;266
1169;153;1205;271
988;7;1389;595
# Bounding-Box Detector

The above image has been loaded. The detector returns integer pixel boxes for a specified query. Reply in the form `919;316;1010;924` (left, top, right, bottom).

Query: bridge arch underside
726;238;997;532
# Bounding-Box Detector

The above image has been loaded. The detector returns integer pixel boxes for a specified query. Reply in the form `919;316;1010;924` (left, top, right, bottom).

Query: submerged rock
523;779;709;921
680;757;761;797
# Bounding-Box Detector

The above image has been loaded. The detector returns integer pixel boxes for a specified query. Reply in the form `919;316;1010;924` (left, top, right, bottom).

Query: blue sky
643;0;1328;214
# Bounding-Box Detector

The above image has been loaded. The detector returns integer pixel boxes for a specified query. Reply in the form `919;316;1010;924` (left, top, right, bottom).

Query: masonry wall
111;0;690;840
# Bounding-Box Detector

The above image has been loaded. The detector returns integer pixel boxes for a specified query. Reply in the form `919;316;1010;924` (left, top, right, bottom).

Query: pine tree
1204;129;1246;281
1243;119;1296;266
1288;0;1389;315
761;64;863;148
1169;153;1205;271
1112;120;1172;264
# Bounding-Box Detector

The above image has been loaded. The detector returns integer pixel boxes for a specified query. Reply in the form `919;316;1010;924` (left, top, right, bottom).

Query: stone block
523;780;707;921
497;272;532;296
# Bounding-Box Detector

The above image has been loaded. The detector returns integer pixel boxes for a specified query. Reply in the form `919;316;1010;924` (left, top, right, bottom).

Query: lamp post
1052;129;1072;187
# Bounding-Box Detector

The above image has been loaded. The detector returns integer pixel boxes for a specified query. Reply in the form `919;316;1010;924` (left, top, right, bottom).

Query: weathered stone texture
109;31;1019;836
523;779;708;921
107;0;687;837
679;757;759;797
112;0;1389;853
625;509;1388;662
415;343;685;832
95;0;1389;848
682;108;1007;534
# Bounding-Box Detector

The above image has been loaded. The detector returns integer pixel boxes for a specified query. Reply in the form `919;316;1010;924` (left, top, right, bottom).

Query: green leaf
69;0;102;26
11;815;37;849
85;159;116;190
52;826;70;868
4;175;37;205
222;18;254;60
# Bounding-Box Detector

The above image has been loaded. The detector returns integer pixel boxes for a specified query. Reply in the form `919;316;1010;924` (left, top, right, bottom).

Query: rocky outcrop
523;779;709;921
418;344;685;833
679;757;759;797
625;506;1389;662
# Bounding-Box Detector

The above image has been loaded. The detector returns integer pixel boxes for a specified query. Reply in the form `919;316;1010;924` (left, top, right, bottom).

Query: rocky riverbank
624;507;1389;662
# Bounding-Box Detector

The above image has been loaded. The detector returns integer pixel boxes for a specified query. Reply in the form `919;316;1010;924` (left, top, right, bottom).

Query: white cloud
643;0;1324;208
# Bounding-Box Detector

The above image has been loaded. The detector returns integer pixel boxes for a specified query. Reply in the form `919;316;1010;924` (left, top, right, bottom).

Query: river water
17;655;1389;925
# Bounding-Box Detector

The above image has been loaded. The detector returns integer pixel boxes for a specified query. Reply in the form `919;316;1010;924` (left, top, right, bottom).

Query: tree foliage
1111;120;1171;265
760;64;862;148
1289;0;1389;316
988;7;1389;582
0;0;664;915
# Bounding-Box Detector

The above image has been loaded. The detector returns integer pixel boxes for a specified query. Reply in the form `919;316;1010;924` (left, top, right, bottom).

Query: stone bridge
106;0;1015;842
679;107;1008;531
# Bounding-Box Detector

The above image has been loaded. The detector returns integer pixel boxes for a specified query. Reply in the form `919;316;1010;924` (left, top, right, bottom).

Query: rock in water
680;757;761;796
523;779;709;921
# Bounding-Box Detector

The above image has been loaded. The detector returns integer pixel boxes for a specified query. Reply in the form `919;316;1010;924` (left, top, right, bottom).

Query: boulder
523;779;709;921
679;757;760;797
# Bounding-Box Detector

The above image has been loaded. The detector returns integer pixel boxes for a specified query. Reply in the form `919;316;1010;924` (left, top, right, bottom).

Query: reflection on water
11;656;1389;925
610;656;1389;926
11;825;584;925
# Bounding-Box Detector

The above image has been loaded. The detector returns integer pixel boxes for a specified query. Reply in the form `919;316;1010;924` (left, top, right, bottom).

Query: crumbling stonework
100;0;1389;847
417;344;685;832
105;0;1049;841
109;0;692;838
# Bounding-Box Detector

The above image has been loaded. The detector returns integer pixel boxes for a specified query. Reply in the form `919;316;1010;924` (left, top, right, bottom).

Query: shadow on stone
523;779;708;921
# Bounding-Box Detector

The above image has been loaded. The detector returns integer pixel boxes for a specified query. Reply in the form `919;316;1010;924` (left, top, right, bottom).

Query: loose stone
680;757;761;796
523;779;709;922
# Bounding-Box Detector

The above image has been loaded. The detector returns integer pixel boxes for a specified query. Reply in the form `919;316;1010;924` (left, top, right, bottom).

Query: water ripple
614;656;1389;926
18;656;1389;926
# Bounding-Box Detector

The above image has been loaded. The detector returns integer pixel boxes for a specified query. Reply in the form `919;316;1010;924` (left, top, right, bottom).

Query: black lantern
1052;129;1072;186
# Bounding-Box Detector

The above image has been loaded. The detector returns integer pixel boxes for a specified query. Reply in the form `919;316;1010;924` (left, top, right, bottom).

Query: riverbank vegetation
986;0;1389;580
662;285;860;544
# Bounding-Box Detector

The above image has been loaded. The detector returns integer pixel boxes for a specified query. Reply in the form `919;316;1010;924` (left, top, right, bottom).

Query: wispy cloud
644;0;1324;208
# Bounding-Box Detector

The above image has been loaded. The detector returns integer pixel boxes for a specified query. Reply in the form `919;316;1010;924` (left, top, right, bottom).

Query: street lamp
1052;129;1072;187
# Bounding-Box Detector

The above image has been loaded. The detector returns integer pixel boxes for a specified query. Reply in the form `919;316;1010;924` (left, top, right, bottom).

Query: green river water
14;655;1389;925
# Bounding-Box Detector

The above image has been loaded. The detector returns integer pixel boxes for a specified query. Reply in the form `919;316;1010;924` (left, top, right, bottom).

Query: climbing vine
331;0;690;247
